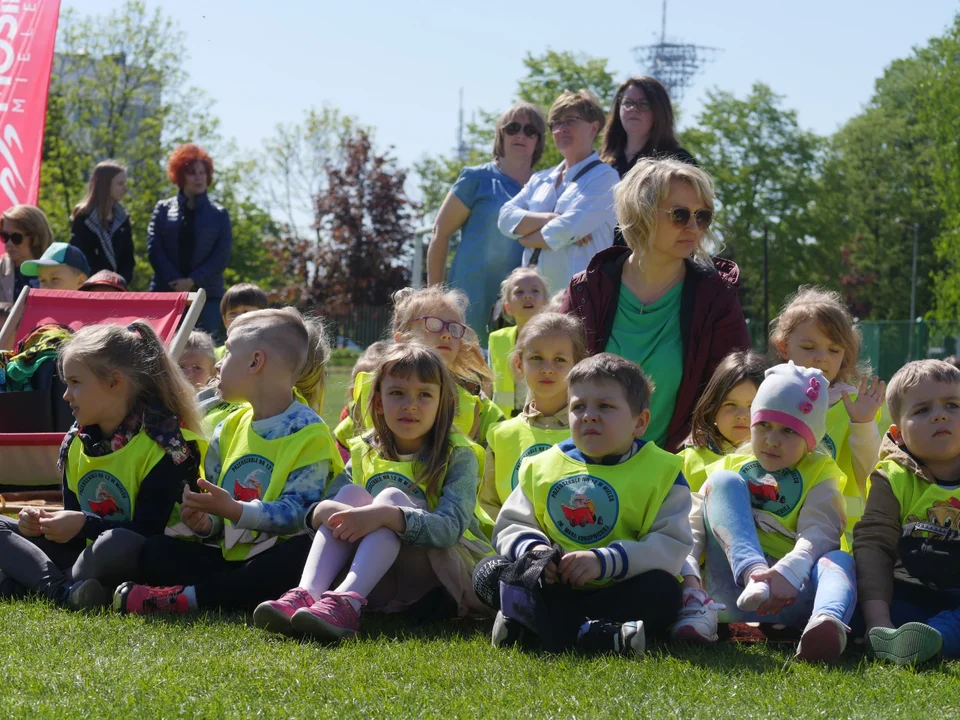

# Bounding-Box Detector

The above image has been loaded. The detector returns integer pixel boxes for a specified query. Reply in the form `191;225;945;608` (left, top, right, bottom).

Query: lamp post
896;219;920;361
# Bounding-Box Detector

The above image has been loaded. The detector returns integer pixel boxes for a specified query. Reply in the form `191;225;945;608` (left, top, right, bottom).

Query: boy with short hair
21;242;90;291
115;307;343;615
213;282;269;358
855;359;960;665
485;352;692;655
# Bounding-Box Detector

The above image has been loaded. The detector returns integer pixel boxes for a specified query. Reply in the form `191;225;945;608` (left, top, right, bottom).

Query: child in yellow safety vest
481;353;693;655
480;312;587;522
488;267;548;417
113;308;343;615
254;344;493;640
681;361;855;662
2;321;205;609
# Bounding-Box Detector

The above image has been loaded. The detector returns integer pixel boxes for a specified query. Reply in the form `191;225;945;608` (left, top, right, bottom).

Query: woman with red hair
147;144;233;336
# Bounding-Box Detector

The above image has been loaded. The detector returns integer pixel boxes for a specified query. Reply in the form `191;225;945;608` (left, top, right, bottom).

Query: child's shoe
575;619;645;656
867;623;943;666
491;610;529;648
67;579;107;610
113;582;190;615
291;590;366;640
796;613;848;662
0;571;27;600
253;587;315;635
672;589;724;644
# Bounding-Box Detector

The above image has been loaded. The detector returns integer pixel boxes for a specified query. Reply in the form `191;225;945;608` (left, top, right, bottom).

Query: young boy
178;330;217;390
215;283;269;358
855;359;960;665
21;242;90;290
483;353;692;655
114;308;343;614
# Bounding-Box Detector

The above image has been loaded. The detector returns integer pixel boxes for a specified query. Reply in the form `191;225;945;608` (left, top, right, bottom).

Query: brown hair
567;352;653;416
367;344;458;499
887;359;960;426
600;76;680;165
229;307;310;382
184;330;216;365
220;282;269;316
548;90;605;133
58;320;203;435
295;315;332;414
72;160;126;222
1;204;54;260
690;350;769;451
512;312;588;366
493;102;547;167
770;286;868;385
499;267;549;323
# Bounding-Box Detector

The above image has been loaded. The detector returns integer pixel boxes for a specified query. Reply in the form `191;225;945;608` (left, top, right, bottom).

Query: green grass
322;367;352;429
0;601;958;719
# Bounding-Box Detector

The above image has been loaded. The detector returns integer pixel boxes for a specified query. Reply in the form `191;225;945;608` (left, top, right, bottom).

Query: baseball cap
20;242;91;277
80;270;128;292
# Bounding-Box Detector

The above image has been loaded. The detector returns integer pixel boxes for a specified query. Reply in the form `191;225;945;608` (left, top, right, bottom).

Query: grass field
322;367;352;429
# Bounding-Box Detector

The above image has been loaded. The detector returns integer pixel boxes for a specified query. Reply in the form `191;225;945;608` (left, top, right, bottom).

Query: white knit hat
751;361;829;451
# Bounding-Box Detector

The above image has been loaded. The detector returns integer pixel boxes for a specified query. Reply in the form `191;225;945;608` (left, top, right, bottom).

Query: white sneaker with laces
671;588;725;644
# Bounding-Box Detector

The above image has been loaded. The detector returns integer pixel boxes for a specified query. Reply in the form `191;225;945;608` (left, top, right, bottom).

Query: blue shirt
448;162;523;346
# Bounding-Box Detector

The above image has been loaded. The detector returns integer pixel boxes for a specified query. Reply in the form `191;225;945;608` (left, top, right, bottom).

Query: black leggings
138;534;312;611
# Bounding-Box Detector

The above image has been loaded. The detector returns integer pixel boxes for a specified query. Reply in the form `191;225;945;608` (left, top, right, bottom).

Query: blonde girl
480;312;586;520
179;330;217;390
255;344;493;639
0;321;204;608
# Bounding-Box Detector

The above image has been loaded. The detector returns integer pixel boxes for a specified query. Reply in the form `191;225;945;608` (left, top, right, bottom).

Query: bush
328;347;361;368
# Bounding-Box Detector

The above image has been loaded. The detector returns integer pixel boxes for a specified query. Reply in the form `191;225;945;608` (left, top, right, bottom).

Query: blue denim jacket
147;191;232;297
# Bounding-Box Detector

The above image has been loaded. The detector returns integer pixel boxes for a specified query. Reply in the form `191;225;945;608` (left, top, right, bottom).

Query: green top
605;281;683;447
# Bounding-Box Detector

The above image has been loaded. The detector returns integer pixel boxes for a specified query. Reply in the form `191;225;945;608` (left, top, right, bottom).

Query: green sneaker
867;623;943;666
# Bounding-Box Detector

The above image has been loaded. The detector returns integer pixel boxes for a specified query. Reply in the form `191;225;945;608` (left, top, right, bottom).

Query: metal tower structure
633;0;720;102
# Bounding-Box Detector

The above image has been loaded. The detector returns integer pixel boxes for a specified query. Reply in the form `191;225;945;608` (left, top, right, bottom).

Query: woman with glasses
427;103;546;346
0;204;55;311
562;158;750;452
498;90;619;299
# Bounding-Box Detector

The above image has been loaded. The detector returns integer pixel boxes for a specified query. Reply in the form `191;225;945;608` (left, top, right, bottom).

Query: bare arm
427;192;471;286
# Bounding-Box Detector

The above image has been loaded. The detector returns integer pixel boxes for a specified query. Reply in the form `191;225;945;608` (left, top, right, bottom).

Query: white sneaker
796;613;848;662
671;589;725;644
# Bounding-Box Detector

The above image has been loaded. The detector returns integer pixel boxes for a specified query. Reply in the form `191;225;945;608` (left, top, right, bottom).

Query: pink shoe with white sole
291;590;367;640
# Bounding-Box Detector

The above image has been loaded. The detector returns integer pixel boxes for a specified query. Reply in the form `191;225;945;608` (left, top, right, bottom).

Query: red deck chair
0;287;206;491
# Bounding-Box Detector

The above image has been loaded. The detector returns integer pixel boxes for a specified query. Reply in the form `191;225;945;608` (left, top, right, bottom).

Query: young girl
771;287;886;545
681;362;855;661
179;330;217;390
0;321;204;608
679;350;769;492
254;344;493;639
488;267;548;417
479;312;586;522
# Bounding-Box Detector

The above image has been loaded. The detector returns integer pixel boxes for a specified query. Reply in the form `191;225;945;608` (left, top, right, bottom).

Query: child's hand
180;491;212;535
314;500;353;530
750;567;798;616
326;506;388;543
38;510;86;544
182;478;243;523
18;507;49;537
558;551;602;587
542;560;559;585
842;376;886;425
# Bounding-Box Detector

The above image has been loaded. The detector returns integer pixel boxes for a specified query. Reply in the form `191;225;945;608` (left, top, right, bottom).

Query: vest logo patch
512;443;552;489
222;454;274;502
740;461;803;518
547;475;619;544
822;434;837;460
366;472;427;502
78;470;131;520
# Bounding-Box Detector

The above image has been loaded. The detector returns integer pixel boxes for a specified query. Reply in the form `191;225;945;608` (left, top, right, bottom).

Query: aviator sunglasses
503;122;540;139
0;231;25;245
660;206;714;231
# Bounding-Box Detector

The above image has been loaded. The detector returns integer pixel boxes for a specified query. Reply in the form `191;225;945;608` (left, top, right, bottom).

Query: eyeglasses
0;231;25;245
661;206;714;231
548;116;584;132
503;122;540;139
621;99;652;113
412;316;466;339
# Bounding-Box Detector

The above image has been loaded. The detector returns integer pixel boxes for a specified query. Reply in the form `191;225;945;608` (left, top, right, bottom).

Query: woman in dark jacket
561;158;749;453
147;143;232;337
69;161;135;285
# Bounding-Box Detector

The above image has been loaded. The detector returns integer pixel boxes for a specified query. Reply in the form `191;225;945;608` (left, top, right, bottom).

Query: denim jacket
147;191;232;297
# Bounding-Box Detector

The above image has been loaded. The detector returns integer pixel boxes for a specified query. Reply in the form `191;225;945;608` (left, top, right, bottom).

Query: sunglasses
0;231;25;245
661;206;714;231
412;316;467;339
503;122;539;139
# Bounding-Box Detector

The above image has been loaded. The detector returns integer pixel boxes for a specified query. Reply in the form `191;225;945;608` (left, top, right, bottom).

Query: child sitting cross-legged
483;353;692;655
855;359;960;665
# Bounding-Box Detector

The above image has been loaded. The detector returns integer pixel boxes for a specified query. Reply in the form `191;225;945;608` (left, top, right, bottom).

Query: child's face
223;304;262;331
178;350;216;390
61;357;129;429
893;379;960;465
217;335;257;402
751;420;807;472
38;265;86;291
504;278;546;327
402;304;463;368
374;371;441;454
518;333;574;408
780;320;844;383
569;379;650;459
715;381;758;447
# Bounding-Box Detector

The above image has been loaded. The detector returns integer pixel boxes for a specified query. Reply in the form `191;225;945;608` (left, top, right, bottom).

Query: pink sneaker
253;587;315;635
291;590;367;640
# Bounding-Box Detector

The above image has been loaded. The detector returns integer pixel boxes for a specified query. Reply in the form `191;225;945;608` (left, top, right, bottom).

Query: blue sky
76;0;958;175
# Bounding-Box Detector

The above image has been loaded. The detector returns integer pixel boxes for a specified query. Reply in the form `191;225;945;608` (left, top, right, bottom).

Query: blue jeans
701;470;857;627
890;582;960;657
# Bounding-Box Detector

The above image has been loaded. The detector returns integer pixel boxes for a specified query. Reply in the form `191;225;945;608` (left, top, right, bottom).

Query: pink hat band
751;409;816;451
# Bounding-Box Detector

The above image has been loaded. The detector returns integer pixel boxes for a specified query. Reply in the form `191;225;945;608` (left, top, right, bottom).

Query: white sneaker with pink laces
671;588;726;644
291;590;368;640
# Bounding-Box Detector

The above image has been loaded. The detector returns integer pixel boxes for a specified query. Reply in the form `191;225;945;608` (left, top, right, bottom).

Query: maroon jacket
561;246;750;453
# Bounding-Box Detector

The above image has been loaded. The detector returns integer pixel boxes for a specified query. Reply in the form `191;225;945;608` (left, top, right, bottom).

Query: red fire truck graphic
232;469;266;502
87;483;121;517
748;474;780;504
561;490;599;527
